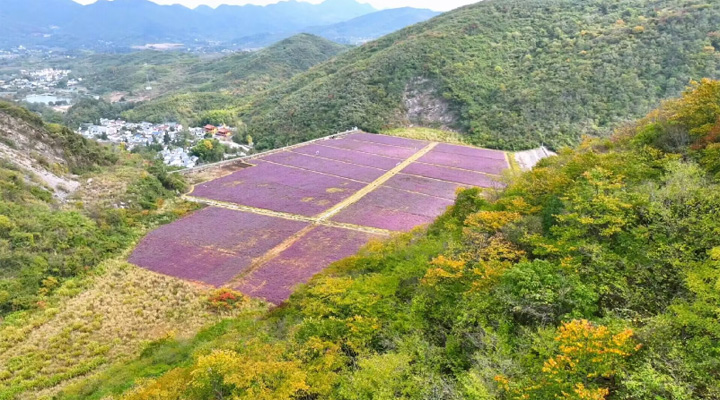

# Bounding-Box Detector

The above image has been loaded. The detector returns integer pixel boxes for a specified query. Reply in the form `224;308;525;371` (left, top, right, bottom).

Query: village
78;119;254;168
0;67;83;109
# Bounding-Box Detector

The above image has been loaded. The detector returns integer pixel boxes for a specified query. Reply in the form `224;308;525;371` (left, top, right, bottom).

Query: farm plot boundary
132;133;510;303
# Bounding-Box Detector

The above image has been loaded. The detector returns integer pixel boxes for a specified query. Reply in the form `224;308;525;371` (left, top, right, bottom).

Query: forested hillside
57;79;720;400
117;35;348;124
244;0;720;150
67;35;347;98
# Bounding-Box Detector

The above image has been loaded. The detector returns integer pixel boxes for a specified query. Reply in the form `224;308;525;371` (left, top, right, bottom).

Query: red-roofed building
216;127;232;137
204;124;217;133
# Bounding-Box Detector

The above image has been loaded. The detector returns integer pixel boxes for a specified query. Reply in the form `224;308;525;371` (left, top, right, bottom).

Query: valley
1;0;720;399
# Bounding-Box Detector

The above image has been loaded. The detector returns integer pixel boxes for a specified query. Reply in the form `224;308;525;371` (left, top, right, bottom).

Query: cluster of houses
0;68;83;108
159;147;200;168
79;118;186;148
78;119;252;168
0;68;77;92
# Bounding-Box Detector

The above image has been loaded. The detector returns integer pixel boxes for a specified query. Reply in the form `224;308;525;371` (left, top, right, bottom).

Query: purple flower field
418;149;508;175
293;144;402;170
402;162;504;188
191;162;365;216
433;143;507;160
331;187;453;231
318;138;420;158
346;132;428;148
129;207;309;286
383;173;465;200
236;226;378;303
331;203;436;231
357;186;455;218
130;132;510;303
257;151;386;183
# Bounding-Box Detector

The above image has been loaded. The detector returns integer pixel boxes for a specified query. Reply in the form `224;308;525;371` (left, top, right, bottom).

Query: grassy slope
244;0;720;151
56;51;200;97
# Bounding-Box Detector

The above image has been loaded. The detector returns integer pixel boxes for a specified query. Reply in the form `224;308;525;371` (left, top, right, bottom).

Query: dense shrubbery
68;80;720;399
244;0;720;151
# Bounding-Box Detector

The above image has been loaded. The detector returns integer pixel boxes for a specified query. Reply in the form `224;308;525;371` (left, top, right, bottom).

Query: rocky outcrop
0;112;79;197
402;77;457;129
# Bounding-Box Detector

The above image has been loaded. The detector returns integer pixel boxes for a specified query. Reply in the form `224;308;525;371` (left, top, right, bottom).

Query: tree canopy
243;0;720;151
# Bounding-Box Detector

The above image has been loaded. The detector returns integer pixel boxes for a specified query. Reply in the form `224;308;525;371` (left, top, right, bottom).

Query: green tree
191;139;226;163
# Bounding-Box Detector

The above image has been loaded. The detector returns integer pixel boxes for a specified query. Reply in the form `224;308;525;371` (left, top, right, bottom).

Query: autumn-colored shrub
206;288;249;311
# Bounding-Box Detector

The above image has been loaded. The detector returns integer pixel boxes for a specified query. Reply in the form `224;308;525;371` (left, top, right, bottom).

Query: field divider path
311;142;410;161
317;142;439;221
258;159;372;184
182;195;392;236
185;142;438;290
345;136;424;150
223;225;318;289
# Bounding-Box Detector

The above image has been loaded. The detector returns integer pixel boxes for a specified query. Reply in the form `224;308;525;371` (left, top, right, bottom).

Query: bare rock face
0;112;79;198
402;77;457;129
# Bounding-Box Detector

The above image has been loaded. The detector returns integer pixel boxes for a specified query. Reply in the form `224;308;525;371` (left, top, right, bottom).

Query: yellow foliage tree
497;320;639;399
190;345;308;400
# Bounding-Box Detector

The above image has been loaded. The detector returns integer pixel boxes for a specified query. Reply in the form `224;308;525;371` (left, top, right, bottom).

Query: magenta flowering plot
317;137;419;158
292;143;402;169
345;132;428;148
128;207;309;286
257;151;386;183
331;203;436;231
357;186;454;218
433;142;507;161
191;162;365;216
235;226;378;304
417;149;508;175
383;173;466;200
402;162;504;188
130;132;515;303
331;187;454;231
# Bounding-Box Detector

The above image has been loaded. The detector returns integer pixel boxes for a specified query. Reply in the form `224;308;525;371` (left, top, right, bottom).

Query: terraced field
129;132;509;303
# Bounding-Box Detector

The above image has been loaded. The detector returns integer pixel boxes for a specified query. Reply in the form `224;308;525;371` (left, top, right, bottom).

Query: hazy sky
71;0;480;12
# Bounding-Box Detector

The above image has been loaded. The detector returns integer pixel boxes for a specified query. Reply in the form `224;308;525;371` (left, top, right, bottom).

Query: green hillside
0;101;186;315
55;79;720;400
120;34;349;123
244;0;720;150
58;51;200;97
188;34;350;93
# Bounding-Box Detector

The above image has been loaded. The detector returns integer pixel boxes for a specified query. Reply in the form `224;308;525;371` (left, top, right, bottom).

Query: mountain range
0;0;440;49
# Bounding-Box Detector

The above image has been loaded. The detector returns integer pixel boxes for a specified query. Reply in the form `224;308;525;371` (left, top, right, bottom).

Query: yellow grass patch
0;259;264;399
